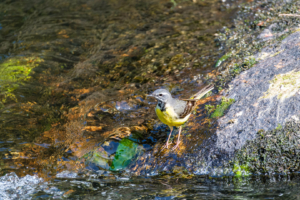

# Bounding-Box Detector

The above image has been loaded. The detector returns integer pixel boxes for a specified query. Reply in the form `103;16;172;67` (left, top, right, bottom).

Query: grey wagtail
148;84;214;150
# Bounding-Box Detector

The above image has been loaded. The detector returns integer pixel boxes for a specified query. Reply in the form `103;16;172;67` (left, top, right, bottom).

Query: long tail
191;84;214;100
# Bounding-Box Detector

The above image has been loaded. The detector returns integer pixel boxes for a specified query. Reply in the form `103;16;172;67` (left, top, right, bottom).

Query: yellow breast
155;105;190;127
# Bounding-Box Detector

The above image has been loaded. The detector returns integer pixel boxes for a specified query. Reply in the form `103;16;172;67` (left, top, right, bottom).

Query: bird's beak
147;94;154;99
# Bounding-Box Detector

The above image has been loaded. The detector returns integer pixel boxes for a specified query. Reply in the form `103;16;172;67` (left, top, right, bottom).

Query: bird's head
148;89;172;102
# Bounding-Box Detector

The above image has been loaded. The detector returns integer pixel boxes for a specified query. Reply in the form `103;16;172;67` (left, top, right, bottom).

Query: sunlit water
1;0;299;199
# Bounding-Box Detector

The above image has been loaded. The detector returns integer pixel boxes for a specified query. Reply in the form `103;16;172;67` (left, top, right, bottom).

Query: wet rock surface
217;30;300;153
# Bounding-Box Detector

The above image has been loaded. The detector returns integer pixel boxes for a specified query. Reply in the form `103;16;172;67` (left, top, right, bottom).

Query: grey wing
172;99;196;119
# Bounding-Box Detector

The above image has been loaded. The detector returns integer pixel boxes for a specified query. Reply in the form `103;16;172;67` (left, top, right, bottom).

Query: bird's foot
172;141;181;150
161;142;170;151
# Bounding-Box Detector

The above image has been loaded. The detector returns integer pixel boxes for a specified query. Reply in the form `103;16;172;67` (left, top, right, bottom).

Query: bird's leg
172;126;182;150
162;126;173;149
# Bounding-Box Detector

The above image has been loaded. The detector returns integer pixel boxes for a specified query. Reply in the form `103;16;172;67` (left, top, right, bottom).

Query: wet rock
56;171;78;178
115;101;137;111
201;31;300;174
258;23;291;42
202;31;300;172
217;31;300;152
257;28;274;41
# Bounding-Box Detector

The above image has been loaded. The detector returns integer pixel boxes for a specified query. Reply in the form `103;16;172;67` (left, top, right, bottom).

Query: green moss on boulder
230;118;300;175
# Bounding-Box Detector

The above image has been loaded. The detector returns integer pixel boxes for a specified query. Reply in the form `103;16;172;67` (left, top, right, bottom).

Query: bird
148;84;214;150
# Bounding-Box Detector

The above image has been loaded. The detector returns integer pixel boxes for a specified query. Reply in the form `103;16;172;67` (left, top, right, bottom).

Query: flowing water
1;0;299;199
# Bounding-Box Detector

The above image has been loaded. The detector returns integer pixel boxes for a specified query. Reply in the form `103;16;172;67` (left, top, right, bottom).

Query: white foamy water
0;172;47;199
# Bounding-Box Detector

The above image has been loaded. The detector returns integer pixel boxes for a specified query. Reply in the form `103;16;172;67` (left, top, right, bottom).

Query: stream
1;0;300;199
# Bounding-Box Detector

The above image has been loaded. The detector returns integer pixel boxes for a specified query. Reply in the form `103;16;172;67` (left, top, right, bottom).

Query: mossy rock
230;119;300;175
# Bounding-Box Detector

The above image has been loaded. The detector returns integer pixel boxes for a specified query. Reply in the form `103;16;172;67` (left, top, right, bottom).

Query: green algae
210;98;234;118
110;138;143;171
233;161;251;177
215;52;231;68
205;104;215;115
276;123;282;130
206;97;235;118
0;57;42;103
243;57;256;68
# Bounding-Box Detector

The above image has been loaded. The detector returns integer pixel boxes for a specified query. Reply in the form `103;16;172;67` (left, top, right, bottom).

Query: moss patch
206;97;235;118
229;119;300;175
261;70;300;101
233;162;251;177
215;52;232;68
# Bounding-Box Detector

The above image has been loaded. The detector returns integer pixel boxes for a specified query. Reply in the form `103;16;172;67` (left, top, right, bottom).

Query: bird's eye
159;94;163;96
